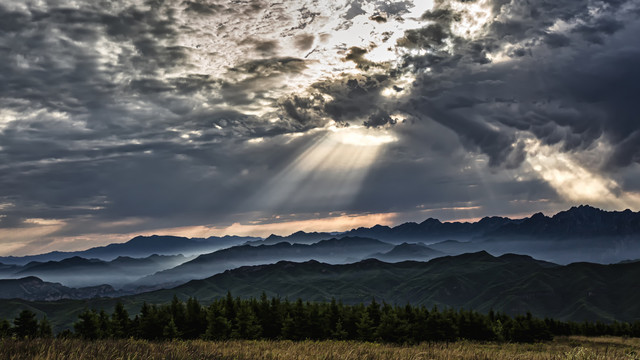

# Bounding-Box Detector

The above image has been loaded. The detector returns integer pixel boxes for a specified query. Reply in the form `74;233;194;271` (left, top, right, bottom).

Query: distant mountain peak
530;212;547;219
420;218;442;225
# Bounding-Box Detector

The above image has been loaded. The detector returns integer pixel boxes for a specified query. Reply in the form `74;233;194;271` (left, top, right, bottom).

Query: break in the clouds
1;0;640;255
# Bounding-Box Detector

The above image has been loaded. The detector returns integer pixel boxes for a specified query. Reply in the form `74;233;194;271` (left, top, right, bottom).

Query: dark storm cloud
0;0;317;236
410;100;522;167
1;0;640;251
351;119;558;216
363;110;397;128
344;47;375;70
543;33;571;48
313;74;393;123
571;15;625;44
182;0;225;15
389;0;640;170
219;57;309;111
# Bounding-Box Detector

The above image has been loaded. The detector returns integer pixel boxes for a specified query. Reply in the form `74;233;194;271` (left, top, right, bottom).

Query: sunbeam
251;123;397;214
524;139;640;210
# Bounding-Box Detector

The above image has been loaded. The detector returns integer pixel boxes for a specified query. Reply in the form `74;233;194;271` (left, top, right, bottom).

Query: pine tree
163;318;180;339
111;302;130;338
37;316;53;338
205;309;230;340
231;303;262;339
74;309;100;340
170;295;186;333
332;319;349;340
376;311;401;342
183;297;206;339
280;314;296;340
138;302;162;340
356;310;374;341
14;309;38;339
97;310;111;339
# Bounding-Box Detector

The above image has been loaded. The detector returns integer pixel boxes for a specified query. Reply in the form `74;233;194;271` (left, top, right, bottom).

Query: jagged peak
529;212;547;220
265;234;283;240
420;217;442;225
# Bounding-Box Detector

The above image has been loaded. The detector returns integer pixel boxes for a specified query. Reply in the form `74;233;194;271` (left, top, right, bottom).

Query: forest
2;293;640;343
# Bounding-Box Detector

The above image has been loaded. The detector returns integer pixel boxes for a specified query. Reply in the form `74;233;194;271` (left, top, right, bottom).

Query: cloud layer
1;0;639;254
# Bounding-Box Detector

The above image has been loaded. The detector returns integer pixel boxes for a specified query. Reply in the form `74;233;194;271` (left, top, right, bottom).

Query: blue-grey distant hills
369;242;445;262
255;205;640;264
0;235;259;265
1;254;189;288
342;205;640;243
135;236;397;287
247;231;343;246
485;205;640;238
0;205;639;293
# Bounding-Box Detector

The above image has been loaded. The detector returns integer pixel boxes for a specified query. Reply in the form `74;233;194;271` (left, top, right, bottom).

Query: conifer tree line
2;293;640;343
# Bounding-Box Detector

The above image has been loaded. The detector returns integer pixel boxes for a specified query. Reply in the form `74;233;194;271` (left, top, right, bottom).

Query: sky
1;0;640;256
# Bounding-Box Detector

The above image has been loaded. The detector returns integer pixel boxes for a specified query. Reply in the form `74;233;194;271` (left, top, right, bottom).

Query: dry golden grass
1;336;639;360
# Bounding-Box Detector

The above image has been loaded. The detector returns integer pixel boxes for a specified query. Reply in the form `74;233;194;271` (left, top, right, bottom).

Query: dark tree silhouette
13;310;38;339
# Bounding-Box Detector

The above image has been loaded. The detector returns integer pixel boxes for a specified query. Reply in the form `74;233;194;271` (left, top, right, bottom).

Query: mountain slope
2;251;640;332
0;277;121;301
131;252;640;323
137;236;393;286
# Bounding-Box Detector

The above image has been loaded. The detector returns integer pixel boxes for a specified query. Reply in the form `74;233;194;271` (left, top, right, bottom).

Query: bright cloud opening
525;139;640;210
249;124;398;213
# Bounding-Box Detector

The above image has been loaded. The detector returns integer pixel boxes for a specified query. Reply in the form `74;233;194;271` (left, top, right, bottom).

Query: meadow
1;336;640;360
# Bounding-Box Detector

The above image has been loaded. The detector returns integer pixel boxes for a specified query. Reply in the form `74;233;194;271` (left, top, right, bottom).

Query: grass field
1;336;639;360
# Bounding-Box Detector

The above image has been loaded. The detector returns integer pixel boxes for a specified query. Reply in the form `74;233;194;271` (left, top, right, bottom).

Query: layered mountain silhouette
0;205;639;329
132;251;637;323
0;235;259;265
369;242;444;262
136;237;393;287
2;254;189;288
486;205;640;238
2;251;639;332
249;206;640;264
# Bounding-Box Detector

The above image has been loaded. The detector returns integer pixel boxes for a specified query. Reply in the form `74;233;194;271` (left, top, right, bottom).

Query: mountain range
0;235;259;265
135;236;395;287
0;205;639;331
0;254;190;288
135;251;637;323
2;251;639;332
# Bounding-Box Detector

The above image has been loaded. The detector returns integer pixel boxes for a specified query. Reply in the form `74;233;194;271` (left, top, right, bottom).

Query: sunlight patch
525;139;640;210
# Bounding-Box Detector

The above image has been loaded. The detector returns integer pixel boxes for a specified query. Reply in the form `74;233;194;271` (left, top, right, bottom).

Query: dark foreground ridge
136;251;640;323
